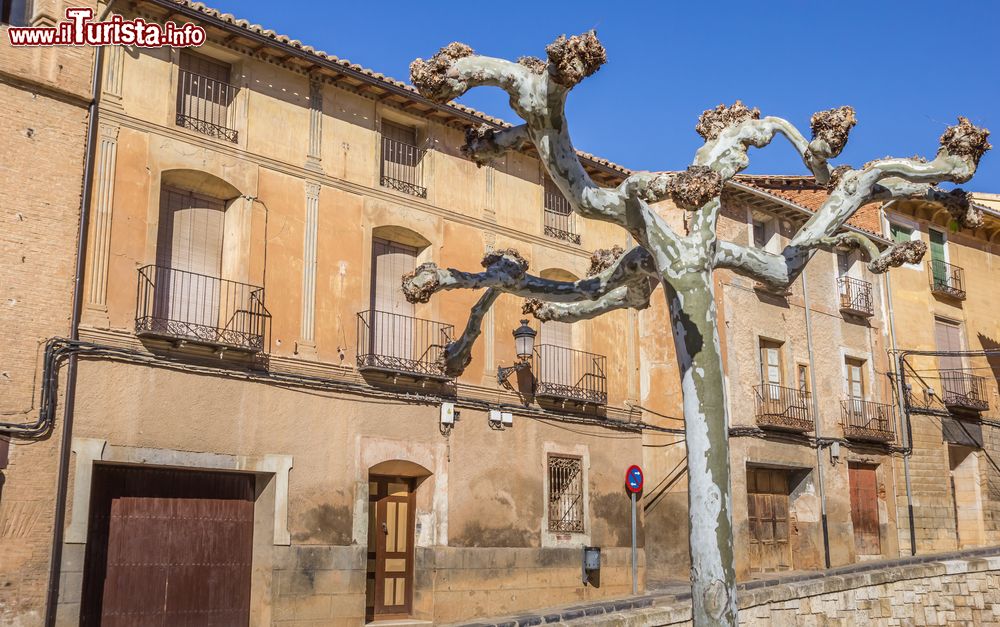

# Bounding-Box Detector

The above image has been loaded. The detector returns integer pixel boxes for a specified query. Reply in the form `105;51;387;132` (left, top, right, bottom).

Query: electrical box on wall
440;402;455;425
501;412;513;427
488;409;502;425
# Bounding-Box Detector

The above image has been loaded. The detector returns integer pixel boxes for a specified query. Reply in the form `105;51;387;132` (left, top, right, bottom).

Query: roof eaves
726;180;890;245
144;0;632;178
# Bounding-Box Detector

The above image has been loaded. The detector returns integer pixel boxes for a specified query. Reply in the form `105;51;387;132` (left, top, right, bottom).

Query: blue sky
207;0;999;190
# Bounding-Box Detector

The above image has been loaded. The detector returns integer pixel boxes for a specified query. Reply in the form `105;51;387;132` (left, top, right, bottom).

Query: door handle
382;522;388;534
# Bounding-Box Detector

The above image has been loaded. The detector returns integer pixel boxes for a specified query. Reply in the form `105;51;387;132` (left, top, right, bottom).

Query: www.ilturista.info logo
7;8;206;47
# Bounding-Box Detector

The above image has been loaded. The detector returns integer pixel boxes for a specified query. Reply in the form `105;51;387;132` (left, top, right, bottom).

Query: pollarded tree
402;32;990;626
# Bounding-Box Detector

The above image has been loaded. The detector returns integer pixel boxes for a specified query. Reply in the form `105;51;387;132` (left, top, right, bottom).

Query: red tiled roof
735;175;884;237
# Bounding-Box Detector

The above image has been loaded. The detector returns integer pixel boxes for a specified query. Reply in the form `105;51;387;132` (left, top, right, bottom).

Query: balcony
838;276;874;318
380;136;427;198
939;371;989;413
754;384;812;432
176;68;238;143
356;310;453;380
135;265;269;352
928;260;966;300
841;399;896;443
532;344;607;405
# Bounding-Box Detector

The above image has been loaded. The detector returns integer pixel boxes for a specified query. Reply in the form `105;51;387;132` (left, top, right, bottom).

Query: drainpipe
800;269;831;569
44;1;116;623
880;200;917;556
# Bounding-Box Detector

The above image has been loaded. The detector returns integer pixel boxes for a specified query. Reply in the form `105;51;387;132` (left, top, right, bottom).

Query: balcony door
929;229;948;288
759;339;784;403
371;238;417;363
540;319;573;387
935;318;965;400
155;187;225;334
846;358;865;415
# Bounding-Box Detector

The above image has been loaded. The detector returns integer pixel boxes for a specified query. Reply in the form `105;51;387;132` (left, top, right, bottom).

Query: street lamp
497;319;536;388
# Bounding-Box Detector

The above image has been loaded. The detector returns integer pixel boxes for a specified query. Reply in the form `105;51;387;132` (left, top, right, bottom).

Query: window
1;0;30;26
759;339;784;386
846;357;865;400
888;222;913;244
380;121;426;197
176;52;238;142
369;237;418;359
543;177;580;244
548;455;584;533
752;220;767;249
797;364;809;394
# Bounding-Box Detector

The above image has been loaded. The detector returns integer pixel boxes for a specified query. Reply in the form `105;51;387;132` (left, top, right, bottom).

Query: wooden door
366;476;415;620
747;468;791;573
81;465;254;626
541;319;573;385
849;464;881;556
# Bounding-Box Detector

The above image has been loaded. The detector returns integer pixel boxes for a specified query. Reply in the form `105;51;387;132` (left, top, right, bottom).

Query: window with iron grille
543;177;580;244
176;52;239;143
380;121;426;198
548;455;584;533
1;0;30;25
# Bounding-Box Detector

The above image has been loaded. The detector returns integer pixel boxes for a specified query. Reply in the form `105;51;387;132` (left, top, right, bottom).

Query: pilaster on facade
306;78;323;172
101;45;125;109
297;181;320;355
83;122;119;328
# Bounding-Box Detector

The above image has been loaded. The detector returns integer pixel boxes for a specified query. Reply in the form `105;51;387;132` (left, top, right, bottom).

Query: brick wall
0;77;87;624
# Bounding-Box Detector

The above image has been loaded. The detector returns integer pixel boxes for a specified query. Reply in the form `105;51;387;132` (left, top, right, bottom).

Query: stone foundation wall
505;549;1000;626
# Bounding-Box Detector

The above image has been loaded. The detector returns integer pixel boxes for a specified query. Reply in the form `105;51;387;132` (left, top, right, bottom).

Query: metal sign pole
631;490;637;596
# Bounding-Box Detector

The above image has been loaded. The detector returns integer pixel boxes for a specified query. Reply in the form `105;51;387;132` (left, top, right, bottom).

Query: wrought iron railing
939;371;989;412
356;309;453;378
928;260;966;300
838;276;874;317
380;136;427;198
841;398;895;442
754;383;812;431
543;182;580;244
175;68;238;143
135;265;269;352
532;344;607;405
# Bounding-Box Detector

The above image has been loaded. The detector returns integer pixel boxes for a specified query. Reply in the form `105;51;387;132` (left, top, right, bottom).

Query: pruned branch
412;33;684;247
717;117;990;288
401;246;656;376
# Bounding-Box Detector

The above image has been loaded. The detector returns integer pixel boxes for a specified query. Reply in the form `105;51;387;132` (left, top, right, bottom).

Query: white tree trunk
665;272;737;626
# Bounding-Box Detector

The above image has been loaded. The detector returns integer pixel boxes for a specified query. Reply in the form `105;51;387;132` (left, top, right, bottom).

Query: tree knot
938;187;983;230
939;117;991;167
481;248;529;276
517;56;547;74
401;262;440;304
587;245;625;276
826;164;854;190
409;42;475;101
695;101;760;141
869;240;927;274
545;31;606;88
809;106;856;157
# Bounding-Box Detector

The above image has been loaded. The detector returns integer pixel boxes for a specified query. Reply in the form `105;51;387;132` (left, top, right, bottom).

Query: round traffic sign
625;465;643;494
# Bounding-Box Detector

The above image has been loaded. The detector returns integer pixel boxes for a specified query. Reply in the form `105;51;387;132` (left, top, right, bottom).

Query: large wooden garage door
81;465;254;626
849;464;881;556
747;467;791;573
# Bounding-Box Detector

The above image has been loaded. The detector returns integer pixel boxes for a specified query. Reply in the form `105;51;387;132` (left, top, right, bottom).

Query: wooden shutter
889;223;912;244
371;238;417;359
155;187;226;328
935;319;965;398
